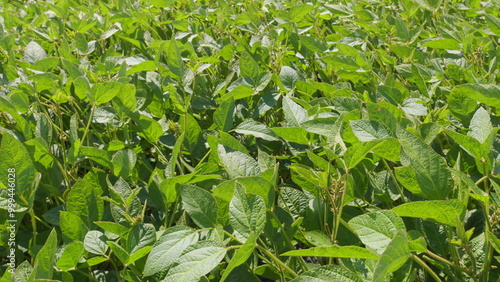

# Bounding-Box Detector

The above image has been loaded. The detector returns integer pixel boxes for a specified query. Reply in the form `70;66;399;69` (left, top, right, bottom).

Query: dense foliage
1;0;500;281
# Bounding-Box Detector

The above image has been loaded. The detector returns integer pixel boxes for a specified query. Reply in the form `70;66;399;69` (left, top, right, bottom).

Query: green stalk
411;254;442;282
29;209;37;261
445;226;464;280
224;230;242;243
81;104;96;145
76;269;99;282
270;211;308;272
166;200;180;228
332;172;349;244
425;250;475;279
382;159;407;203
481;167;492;282
256;245;298;279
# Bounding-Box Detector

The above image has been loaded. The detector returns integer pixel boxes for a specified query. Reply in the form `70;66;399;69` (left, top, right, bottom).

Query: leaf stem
270;211;308;272
480;169;492;282
256;245;298;278
29;209;37;259
76;269;99;282
425;250;477;280
411;254;442;282
382;159;407;203
81;104;96;145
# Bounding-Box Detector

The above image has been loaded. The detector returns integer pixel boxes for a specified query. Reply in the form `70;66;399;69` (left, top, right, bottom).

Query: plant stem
382;159;407;203
481;170;492;282
29;209;37;260
270;211;308;272
76;269;98;282
445;225;464;280
256;245;298;279
412;254;442;282
425;250;476;279
475;175;489;186
81;104;96;145
223;230;242;243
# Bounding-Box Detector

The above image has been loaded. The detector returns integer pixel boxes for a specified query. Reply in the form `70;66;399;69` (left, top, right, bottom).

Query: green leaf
66;172;104;227
169;131;185;178
235;177;275;210
0;97;32;139
131;113;163;143
292;265;362;282
220;232;257;282
0;132;35;193
468;107;492;144
218;145;260;178
300;117;338;136
235;120;280;141
289;4;314;22
446;129;496;174
107;241;130;265
323;55;359;71
282;245;378;260
348;210;406;255
271;127;311;144
391;200;465;227
144;226;198;277
163;241;227;282
394;166;423;196
56;242;85;271
411;65;428;97
240;51;261;83
450;84;500;109
377;86;406;105
408;230;428;253
128;246;153;265
395;17;410;41
485;14;500;37
74;32;88;53
24;41;47;63
114;83;137;112
35;113;53;144
166;38;185;78
84;256;108;267
126;60;157;76
34;229;57;279
60;211;88;242
280;66;299;89
91;82;124;105
289;164;326;198
127;223;156;255
84;230;109;256
179;113;203;156
214;97;235;132
229;182;266;242
180;184;218;228
344;138;399;169
283;96;308;126
304;230;333;247
401;98;427;116
397;127;452;200
422;38;460;50
487;231;500;254
112;149;137;178
224;84;254;100
94;221;129;237
372;230;410;281
447;88;477;125
350;120;392;142
299;35;327;53
79;146;112;169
